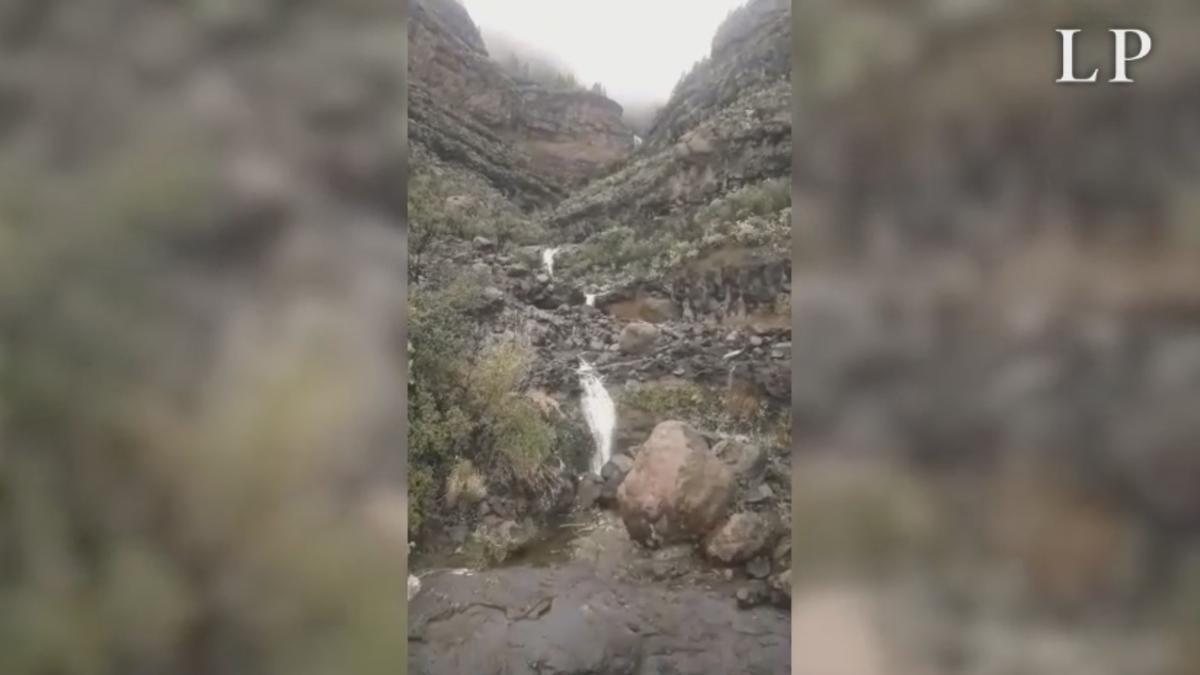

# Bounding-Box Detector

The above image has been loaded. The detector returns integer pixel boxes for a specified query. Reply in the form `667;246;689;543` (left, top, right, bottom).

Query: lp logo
1057;29;1153;84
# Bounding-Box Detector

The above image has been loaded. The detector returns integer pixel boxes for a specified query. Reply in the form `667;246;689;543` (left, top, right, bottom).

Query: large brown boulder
616;421;734;546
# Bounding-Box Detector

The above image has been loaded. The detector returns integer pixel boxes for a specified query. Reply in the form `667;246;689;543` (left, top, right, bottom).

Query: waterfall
578;359;615;476
408;574;421;600
585;293;596;306
542;247;560;278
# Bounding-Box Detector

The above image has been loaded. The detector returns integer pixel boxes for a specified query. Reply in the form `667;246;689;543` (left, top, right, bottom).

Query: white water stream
542;247;560;278
578;359;615;476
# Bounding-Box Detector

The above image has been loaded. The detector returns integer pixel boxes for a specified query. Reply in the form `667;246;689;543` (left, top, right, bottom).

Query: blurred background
0;2;410;674
791;1;1200;674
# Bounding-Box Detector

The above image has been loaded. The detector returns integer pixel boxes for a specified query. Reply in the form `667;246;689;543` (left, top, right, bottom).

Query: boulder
616;421;734;546
598;454;634;507
704;511;776;565
713;438;767;479
745;556;772;579
618;321;660;354
745;483;775;504
735;581;770;609
600;453;634;481
767;568;791;607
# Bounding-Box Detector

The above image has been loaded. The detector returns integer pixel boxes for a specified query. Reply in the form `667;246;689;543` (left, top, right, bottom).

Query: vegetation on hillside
562;177;790;281
408;167;545;280
407;174;581;539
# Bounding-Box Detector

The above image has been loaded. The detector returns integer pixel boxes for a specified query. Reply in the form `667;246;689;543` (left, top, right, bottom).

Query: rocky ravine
407;1;792;673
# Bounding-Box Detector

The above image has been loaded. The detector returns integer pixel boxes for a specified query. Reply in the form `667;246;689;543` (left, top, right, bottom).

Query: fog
461;0;750;108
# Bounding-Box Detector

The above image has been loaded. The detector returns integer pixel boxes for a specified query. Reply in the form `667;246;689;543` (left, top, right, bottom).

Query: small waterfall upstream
578;359;615;476
542;247;560;278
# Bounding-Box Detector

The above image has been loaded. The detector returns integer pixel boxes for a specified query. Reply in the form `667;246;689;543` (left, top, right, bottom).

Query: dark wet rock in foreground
408;563;789;675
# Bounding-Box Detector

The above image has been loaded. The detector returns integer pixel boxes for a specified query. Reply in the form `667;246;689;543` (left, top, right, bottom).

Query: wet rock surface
408;511;789;675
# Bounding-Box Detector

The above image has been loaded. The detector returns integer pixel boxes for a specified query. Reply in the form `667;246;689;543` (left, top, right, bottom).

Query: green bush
620;380;784;441
408;170;542;278
408;284;562;538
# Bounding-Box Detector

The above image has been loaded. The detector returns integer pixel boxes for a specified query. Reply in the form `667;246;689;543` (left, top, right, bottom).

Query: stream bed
407;511;790;675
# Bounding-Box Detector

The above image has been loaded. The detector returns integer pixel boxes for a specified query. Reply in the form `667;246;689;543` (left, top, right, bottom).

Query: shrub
620;379;783;440
408;288;561;537
445;459;487;510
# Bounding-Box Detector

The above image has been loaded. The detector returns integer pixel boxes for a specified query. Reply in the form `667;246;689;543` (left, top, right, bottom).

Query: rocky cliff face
542;0;792;351
646;0;790;150
511;85;632;185
409;0;633;194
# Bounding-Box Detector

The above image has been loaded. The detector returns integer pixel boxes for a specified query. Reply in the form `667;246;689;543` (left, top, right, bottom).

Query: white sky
460;0;750;107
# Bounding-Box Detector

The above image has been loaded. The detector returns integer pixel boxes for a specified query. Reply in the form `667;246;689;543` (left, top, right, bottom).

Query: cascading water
542;247;560;278
578;359;615;476
585;293;596;306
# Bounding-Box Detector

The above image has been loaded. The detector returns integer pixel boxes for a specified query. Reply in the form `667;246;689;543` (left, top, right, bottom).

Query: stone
608;453;635;475
772;536;791;567
481;286;506;308
600;453;634;482
712;438;767;479
770;342;790;360
745;556;772;579
735;581;769;609
745;483;774;504
616;421;734;546
618;321;660;354
704;511;776;565
767;569;791;608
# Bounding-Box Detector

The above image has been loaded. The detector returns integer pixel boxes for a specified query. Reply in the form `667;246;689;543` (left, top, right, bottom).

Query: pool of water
410;513;596;574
